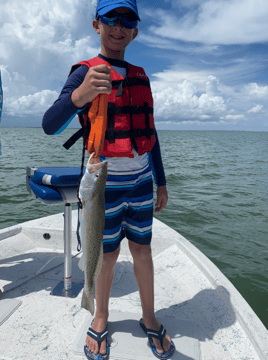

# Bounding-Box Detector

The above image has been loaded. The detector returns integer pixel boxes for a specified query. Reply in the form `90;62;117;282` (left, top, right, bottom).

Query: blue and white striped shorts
103;163;153;253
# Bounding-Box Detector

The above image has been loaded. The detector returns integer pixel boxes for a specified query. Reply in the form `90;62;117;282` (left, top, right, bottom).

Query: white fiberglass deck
0;213;267;360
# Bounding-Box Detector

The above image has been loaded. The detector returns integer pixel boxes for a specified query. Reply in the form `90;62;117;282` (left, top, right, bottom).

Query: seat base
50;281;84;298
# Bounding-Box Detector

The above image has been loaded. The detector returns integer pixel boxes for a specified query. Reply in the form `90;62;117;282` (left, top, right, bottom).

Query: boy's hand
71;64;112;108
155;186;168;213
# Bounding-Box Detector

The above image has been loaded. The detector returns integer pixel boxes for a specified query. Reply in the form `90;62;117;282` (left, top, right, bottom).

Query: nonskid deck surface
0;213;267;360
73;311;199;360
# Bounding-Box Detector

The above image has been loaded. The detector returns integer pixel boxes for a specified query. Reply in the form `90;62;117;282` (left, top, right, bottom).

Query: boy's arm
42;65;89;135
42;64;112;135
146;77;166;186
149;130;168;213
149;130;166;187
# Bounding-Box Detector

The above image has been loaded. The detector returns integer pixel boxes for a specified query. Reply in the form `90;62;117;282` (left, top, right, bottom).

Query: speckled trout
79;153;108;315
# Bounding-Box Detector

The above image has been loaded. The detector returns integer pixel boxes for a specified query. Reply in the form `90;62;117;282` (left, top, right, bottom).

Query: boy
42;1;175;359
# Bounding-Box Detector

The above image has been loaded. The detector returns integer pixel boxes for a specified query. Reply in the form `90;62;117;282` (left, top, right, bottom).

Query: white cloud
224;114;246;121
6;90;59;116
145;0;268;45
0;0;99;118
206;76;221;97
0;0;267;131
151;67;268;126
0;0;99;62
248;104;264;114
0;66;37;98
244;83;268;98
151;69;211;94
152;75;226;122
137;32;218;52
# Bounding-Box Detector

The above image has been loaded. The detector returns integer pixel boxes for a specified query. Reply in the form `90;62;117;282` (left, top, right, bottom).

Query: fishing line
76;115;91;252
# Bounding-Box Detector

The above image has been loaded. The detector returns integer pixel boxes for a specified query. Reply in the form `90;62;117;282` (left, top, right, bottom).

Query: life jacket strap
107;102;115;143
109;104;153;115
105;128;155;142
63;125;155;149
122;77;150;88
144;102;151;139
63;119;91;150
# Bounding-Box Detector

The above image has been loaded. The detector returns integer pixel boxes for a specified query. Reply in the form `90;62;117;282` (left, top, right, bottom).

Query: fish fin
78;254;85;272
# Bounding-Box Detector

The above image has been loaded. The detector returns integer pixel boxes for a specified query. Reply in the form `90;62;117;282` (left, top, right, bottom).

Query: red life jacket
70;56;156;158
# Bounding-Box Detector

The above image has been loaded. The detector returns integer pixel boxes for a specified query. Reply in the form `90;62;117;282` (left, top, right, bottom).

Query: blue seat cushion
30;167;85;187
29;181;64;204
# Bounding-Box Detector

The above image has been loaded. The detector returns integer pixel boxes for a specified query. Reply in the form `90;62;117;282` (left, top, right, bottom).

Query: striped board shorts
103;163;154;253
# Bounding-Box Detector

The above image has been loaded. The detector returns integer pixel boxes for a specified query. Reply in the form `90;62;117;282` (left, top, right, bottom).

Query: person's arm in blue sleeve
148;129;168;213
147;77;166;187
148;129;166;187
42;65;89;135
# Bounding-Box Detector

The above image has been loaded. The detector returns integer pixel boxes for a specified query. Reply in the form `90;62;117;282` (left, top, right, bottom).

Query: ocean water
0;127;267;329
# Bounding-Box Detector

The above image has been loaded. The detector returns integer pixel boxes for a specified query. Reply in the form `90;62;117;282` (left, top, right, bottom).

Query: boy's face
93;7;138;59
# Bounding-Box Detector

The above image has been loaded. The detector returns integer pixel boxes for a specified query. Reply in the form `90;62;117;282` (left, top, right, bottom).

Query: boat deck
0;212;267;360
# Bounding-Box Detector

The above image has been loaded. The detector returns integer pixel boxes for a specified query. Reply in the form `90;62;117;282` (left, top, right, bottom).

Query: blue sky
0;0;268;131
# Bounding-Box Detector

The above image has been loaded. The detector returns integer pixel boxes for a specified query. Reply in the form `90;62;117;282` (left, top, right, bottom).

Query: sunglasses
99;11;138;29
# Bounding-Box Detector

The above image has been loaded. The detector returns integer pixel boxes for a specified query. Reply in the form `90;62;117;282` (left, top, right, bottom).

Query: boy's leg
123;164;172;353
86;246;120;355
128;241;172;354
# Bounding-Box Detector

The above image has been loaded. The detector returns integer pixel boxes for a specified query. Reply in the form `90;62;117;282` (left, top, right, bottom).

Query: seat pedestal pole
50;203;83;298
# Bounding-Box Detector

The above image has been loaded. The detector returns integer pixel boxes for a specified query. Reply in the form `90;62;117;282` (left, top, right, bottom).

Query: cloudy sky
0;0;267;131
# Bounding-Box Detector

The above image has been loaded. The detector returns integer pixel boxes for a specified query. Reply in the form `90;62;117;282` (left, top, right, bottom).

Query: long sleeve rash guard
42;55;166;187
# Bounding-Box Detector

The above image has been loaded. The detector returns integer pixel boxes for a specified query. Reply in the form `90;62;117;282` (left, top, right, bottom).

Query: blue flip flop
139;318;175;359
84;322;110;360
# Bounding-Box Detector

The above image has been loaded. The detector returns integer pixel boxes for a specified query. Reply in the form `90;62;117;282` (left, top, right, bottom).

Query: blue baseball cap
95;0;140;21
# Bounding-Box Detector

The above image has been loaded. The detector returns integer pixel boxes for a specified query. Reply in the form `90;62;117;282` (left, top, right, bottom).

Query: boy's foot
85;316;108;355
142;316;173;355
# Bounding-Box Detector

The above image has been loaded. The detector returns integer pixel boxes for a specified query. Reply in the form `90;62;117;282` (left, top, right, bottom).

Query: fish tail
81;288;95;315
